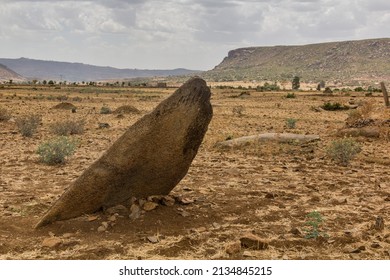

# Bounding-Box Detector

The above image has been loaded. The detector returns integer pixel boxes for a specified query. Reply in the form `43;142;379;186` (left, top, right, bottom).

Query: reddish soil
0;85;389;259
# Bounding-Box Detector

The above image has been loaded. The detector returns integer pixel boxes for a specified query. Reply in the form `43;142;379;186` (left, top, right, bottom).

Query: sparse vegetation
285;93;296;99
0;106;11;121
50;120;85;136
16;114;41;137
321;102;348;111
100;106;112;114
326;138;362;166
36;136;78;165
324;87;333;94
345;101;374;127
232;105;245;116
303;211;328;239
256;82;280;92
286;118;297;129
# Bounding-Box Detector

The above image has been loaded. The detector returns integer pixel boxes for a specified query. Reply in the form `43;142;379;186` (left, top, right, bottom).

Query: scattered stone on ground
42;237;62;248
215;133;320;148
142;201;158;211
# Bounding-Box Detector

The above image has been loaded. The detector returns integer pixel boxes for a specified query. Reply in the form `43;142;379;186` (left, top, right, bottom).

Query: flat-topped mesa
35;77;213;228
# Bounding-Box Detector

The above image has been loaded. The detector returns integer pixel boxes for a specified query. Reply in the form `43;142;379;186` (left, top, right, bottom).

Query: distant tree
319;80;326;88
42;80;47;85
292;76;300;90
316;83;321;91
48;80;55;85
9;79;13;84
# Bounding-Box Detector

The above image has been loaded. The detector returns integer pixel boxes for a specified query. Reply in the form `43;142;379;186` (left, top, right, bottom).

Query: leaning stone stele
35;77;212;228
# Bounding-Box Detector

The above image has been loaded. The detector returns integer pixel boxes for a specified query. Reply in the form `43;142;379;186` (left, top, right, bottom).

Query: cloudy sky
0;0;389;70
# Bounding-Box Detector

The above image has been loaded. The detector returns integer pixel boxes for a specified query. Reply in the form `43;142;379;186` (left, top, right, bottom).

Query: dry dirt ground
0;83;390;260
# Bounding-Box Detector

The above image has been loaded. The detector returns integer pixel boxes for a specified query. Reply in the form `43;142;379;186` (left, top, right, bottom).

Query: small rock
290;228;301;236
143;201;158;211
138;199;147;208
197;227;207;233
212;222;221;229
240;233;269;250
373;216;385;231
349;245;366;254
210;252;225;260
265;192;277;199
105;205;129;216
42;237;62;248
108;215;117;222
62;233;73;238
129;204;141;220
371;243;381;249
97;226;106;232
225;242;241;255
161;196;175;206
147;236;159;243
98;122;110;129
242;250;254;257
178;209;190;217
177;196;195;205
87;215;99;222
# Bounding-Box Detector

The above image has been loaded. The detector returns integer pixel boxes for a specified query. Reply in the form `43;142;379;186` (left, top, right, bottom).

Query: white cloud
0;0;389;70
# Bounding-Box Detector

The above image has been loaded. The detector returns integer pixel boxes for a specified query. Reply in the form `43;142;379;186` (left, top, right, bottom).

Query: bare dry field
0;83;389;260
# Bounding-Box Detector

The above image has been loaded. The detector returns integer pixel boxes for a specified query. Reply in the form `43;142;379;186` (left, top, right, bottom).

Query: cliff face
205;38;390;84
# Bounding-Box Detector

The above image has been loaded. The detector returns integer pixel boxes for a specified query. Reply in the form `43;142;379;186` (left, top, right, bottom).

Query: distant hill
0;63;26;83
0;58;200;82
204;38;390;85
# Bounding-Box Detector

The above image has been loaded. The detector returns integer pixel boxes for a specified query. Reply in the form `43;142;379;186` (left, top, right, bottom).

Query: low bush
0;107;11;121
326;138;362;166
16;114;42;137
232;105;245;116
100;106;112;114
50;120;85;136
285;93;296;99
286;118;297;129
37;136;78;165
321;102;348;111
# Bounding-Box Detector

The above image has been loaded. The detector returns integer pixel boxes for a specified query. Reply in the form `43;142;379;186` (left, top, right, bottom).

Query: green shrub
256;82;280;92
37;136;78;165
50;120;85;136
100;106;112;114
0;107;11;121
354;87;364;92
286;118;297;129
303;211;328;239
323;87;333;94
285;93;296;99
326;138;362;166
16;114;41;137
321;102;348;111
